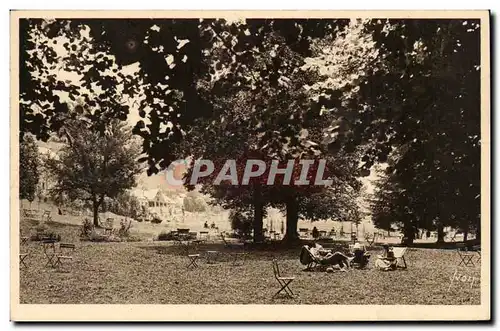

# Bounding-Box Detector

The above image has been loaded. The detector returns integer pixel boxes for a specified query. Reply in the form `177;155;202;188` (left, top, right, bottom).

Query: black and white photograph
10;10;490;321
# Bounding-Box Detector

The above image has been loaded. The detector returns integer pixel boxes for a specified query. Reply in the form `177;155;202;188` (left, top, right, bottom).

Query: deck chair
392;247;408;269
456;243;475;267
299;245;322;270
272;259;295;298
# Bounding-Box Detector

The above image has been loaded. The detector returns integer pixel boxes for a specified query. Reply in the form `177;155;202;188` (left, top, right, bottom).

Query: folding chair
187;254;200;269
220;233;245;249
199;231;209;243
231;252;248;266
42;239;57;268
20;236;29;245
456;244;475;267
272;259;295;298
19;253;29;268
54;243;75;269
392;247;408;269
205;250;220;264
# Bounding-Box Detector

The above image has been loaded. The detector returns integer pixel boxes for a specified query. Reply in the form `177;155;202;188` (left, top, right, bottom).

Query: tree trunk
252;185;264;243
475;221;481;241
402;224;415;245
283;195;299;242
92;195;103;227
463;230;468;242
436;222;445;243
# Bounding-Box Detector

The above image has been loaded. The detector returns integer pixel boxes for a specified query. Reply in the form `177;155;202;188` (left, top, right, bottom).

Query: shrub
230;209;253;239
80;218;94;238
118;219;132;237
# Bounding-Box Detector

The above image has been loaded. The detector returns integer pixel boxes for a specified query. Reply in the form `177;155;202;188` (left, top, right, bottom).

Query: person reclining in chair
309;243;352;271
375;244;397;271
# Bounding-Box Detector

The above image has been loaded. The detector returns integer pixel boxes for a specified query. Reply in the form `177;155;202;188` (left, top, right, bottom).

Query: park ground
19;218;481;305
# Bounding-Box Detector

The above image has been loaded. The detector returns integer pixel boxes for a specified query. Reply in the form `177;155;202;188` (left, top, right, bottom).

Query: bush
80;218;94;238
118;219;132;237
230;209;253;239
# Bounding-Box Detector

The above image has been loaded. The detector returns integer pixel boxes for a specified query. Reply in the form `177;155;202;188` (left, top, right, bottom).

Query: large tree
46;114;141;226
19;135;40;203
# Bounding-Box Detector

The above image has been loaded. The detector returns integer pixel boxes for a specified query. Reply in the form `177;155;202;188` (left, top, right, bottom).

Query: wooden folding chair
205;250;220;264
55;243;75;269
20;236;29;245
272;259;295;298
19;253;29;268
456;244;475;267
42;239;57;268
187;254;200;269
199;231;209;243
231;252;248;266
220;233;245;249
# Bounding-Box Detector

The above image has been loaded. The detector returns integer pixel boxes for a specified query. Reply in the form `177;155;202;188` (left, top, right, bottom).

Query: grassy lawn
19;220;481;305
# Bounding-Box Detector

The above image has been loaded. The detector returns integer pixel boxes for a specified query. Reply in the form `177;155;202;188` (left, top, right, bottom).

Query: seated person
375;244;397;271
352;242;370;268
309;244;352;271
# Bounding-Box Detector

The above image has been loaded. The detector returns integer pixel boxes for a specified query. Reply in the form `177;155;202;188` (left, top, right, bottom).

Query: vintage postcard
10;10;490;321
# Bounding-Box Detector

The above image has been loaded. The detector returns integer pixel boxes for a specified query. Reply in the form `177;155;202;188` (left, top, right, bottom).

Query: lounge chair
299;245;322;270
392;247;408;269
299;245;352;271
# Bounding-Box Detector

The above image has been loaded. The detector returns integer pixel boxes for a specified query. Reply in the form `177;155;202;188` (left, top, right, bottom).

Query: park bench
177;228;190;240
272;259;295;299
22;209;40;222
